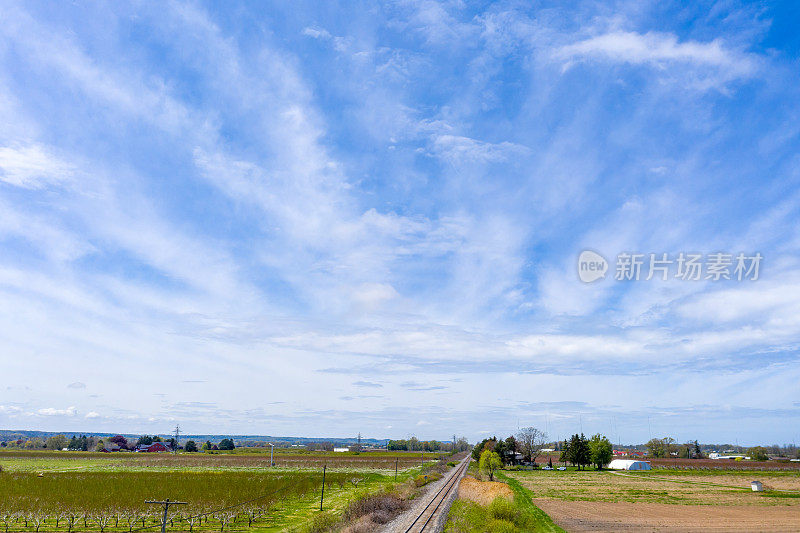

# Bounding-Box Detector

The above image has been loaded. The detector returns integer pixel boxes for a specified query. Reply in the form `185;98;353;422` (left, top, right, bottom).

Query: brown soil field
508;469;800;506
648;458;800;470
639;472;800;492
456;475;513;505
508;468;800;532
533;499;800;532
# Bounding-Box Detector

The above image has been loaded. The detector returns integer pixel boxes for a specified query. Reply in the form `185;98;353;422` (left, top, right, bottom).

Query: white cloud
0;405;22;414
37;406;77;416
430;135;530;164
302;27;331;40
85;411;100;419
351;283;399;310
0;144;73;189
554;31;758;88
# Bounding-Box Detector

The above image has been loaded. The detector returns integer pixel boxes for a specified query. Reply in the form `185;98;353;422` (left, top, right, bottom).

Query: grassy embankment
444;462;563;533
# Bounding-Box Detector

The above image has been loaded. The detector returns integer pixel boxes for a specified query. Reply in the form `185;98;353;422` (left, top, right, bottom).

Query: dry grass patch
457;476;513;506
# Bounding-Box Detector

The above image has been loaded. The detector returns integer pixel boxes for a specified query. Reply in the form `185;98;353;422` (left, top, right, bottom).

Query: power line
145;499;186;533
129;479;302;532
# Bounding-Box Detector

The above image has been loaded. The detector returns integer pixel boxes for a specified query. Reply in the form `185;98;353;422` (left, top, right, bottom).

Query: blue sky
1;1;799;446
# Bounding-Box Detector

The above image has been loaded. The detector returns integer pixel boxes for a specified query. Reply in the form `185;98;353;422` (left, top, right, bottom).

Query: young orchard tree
479;449;503;481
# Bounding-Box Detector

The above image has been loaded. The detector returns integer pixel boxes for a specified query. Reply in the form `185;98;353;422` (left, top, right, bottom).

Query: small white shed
608;459;651;471
751;481;763;492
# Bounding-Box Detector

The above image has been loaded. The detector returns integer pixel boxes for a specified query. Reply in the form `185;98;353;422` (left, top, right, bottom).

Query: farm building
608;459;651;470
135;442;170;453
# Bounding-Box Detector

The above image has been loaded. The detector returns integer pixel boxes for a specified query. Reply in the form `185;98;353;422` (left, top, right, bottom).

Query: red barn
136;442;170;453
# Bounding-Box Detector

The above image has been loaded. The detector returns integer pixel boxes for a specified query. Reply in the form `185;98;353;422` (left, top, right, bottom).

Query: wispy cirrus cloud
554;30;759;89
0;144;74;189
0;0;797;444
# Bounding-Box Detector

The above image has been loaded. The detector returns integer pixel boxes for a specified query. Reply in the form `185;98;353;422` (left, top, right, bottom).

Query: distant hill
0;429;388;446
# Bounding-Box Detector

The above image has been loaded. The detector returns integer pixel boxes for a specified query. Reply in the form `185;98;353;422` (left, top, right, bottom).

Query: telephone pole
145;499;186;533
173;424;180;453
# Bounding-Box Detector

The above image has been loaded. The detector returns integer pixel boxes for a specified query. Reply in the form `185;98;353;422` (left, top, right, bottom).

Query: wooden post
319;465;326;511
145;499;186;533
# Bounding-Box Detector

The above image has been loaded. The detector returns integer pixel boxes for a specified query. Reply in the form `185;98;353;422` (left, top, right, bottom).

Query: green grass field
0;449;443;532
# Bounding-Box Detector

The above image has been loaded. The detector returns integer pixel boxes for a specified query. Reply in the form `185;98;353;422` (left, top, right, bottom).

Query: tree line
387;436;470;452
472;428;615;476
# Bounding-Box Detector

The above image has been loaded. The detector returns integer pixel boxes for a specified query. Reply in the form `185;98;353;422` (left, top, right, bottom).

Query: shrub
413;473;441;487
488;497;517;522
487;518;517;533
447;461;456;467
342;493;406;522
304;511;338;533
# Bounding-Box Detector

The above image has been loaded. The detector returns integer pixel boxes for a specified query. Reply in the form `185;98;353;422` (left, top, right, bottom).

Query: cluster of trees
472;427;548;465
387;438;443;451
0;433;241;453
748;446;770;461
0;434;102;450
387;436;470;452
558;434;613;470
184;438;236;452
676;440;704;459
67;435;95;451
645;437;678;458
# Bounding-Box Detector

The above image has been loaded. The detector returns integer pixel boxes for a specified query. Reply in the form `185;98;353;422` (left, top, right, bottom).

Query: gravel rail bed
380;456;470;533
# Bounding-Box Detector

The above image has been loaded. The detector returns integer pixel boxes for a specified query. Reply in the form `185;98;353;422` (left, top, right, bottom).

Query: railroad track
403;455;470;533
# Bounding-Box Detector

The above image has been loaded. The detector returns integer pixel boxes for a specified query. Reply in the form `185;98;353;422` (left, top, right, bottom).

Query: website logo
578;250;608;283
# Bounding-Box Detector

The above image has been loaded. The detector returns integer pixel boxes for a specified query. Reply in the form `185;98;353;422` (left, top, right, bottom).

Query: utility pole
357;432;362;452
173;424;180;453
145;499;186;533
319;465;326;511
269;443;274;466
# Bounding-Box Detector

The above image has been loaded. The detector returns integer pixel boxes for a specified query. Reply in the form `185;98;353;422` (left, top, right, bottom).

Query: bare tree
93;513;112;533
186;514;200;532
516;427;547;463
0;512;18;533
28;513;45;533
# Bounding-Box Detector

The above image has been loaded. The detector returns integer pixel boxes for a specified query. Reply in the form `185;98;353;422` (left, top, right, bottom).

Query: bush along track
444;470;564;533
